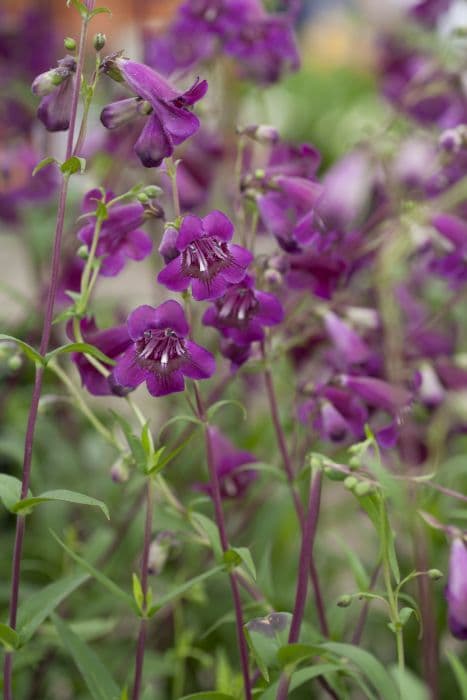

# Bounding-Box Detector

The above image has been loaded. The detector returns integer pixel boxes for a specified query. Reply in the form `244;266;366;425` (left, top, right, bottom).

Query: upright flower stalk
3;7;94;697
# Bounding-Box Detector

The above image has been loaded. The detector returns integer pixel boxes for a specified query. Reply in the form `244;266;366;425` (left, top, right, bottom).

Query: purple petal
446;538;467;638
113;347;147;388
228;322;265;345
77;224;94;247
324;311;371;365
220;245;253;283
202;306;218;328
432;213;467;249
146;370;185;396
118;59;178;102
100;253;126;277
176;214;204;250
341;375;412;414
181;78;208;106
202;210;234;242
100;97;142;129
191;275;229;301
135;113;171;168
153;101;200;145
159;226;179;263
121;229;153;260
153;300;189;336
127;305;160;341
256;291;284;326
157;256;190;292
37;78;74;132
183;340;216;379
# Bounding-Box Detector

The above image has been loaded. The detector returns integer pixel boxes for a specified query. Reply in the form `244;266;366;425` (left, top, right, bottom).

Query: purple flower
158;211;252;300
323;311;371;366
172;129;224;211
101;57;207;168
299;386;369;444
340;375;412;416
202;274;283;344
113;301;215;397
69;318;133;396
196;426;257;499
77;189;153;276
446;538;467;639
32;55;76;132
409;0;453;27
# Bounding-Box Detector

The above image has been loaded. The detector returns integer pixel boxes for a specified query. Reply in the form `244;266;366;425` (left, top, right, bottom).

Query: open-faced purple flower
69;318;133;396
113;301;215;397
202;274;283;344
196;426;257;499
101;57;207;168
32;55;76;132
446;538;467;639
77;189;153;277
158;211;252;300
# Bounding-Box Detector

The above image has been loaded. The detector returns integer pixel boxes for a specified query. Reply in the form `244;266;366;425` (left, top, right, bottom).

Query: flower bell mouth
216;288;259;327
136;328;187;373
182;237;234;279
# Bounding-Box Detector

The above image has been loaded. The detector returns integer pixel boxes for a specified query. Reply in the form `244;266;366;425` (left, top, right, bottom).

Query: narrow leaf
259;663;338;700
0;474;28;512
0;623;20;651
60;155;86;176
45;342;115;366
89;6;112;18
0;334;44;365
447;652;467;700
13;489;109;519
207;399;247;421
149;565;223;615
32;157;58;176
230;546;256;580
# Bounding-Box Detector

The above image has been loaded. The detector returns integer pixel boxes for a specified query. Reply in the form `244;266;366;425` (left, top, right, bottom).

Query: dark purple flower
77;189;153;276
32;55;76;132
113;301;215;396
299;386;368;444
220;338;252;369
202;274;283;344
158;211;252;300
196;426;257;499
173;129;224;210
409;0;453;27
69;318;133;396
446;538;467;639
265;142;321;180
101;57;207;168
323;311;371;366
340;375;412;416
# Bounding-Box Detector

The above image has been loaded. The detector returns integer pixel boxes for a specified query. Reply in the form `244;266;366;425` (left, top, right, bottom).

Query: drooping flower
32;55;76;132
158;211;252;300
202;274;283;344
77;189;153;277
323;311;372;366
196;426;257;499
101;56;207;168
69;318;133;396
446;538;467;639
339;375;412;415
113;301;215;396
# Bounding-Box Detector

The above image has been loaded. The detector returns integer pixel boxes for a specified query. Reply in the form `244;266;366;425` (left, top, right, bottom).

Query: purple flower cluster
143;0;300;85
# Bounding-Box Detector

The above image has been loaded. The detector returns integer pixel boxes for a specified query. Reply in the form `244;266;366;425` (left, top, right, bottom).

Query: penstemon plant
2;0;467;699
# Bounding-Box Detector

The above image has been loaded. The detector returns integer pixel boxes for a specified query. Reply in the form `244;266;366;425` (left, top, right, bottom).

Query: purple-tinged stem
261;343;329;637
194;385;252;700
351;564;381;645
276;471;324;700
2;9;93;698
132;478;154;700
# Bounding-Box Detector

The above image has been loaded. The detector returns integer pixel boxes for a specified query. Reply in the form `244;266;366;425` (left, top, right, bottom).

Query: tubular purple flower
113;301;215;396
101;57;208;167
195;427;257;499
323;311;371;365
32;55;76;132
157;211;252;300
432;213;467;249
446;538;467;639
340;375;412;415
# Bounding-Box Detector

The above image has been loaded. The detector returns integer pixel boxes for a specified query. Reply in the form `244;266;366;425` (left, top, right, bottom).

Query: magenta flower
196;427;257;499
77;189;153;277
340;375;412;415
158;211;253;300
202;274;283;344
32;55;76;132
446;538;467;639
299;386;369;444
101;57;207;168
113;301;215;397
323;311;371;366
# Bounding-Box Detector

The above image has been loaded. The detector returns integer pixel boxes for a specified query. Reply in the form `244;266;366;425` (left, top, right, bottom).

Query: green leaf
32;157;58;176
52;614;120;700
148;435;194;475
13;489;109;519
111;411;146;471
159;414;202;439
322;642;400;700
259;663;338;700
276;643;321;667
398;607;415;627
190;512;223;560
60;156;86;176
148;565;223;616
230;546;256;580
45;342;115;366
179;694;235;700
132;573;144;614
51;531;133;607
236;461;286;483
88;6;112;18
391;666;429;700
0;474;29;512
447;652;467;700
0;623;20;651
67;0;89;18
17;572;89;645
207;399;247;421
0;334;44;365
245;612;292;682
140;422;153;457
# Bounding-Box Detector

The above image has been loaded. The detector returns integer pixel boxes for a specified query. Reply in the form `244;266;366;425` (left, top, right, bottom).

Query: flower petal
153;300;189;336
153;101;200;145
118;59;178;102
121;229;153;261
256;291;284;326
176;214;204;250
183;340;216;379
134;113;171;168
113;347;147;388
202;210;234;242
146;370;185;396
127;305;160;341
100;97;142;129
100;253;126;277
157;256;190;292
191;275;228;301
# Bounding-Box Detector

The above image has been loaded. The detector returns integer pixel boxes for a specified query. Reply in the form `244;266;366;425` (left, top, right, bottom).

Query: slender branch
132;478;154;700
351;564;381;645
194;384;252;700
261;342;329;637
3;9;93;697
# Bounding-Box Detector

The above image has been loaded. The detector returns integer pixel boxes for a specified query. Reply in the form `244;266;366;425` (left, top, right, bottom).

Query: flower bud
93;33;106;51
110;460;129;484
31;70;62;97
264;268;283;287
136;192;149;204
238;124;280;145
144;185;163;199
337;594;352;607
427;568;443;581
344;476;358;491
355;480;373;496
77;245;89;260
64;37;77;51
7;355;22;371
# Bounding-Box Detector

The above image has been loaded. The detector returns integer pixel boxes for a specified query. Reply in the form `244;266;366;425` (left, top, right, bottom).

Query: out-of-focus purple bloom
323;311;372;365
114;301;215;396
446;538;467;639
202;274;283;344
409;0;453;26
299;386;369;444
220;338;252;369
265;142;321;180
32;55;76;132
158;211;252;300
196;426;257;499
285;247;351;300
77;189;153;277
101;57;207;168
69;318;133;396
391;137;438;190
56;257;85;307
429;212;467;288
340;375;412;415
174;130;224;210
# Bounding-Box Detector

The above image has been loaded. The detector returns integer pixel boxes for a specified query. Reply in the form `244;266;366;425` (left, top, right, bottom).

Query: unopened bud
31;70;60;97
93;33;106;51
64;37;77;51
344;476;358;491
355;480;373;497
238;124;280;145
264;268;283;287
144;185;163;199
136;192;149;204
427;568;443;581
110;460;129;484
348;455;361;469
337;595;352;608
77;245;89;260
7;355;22;371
